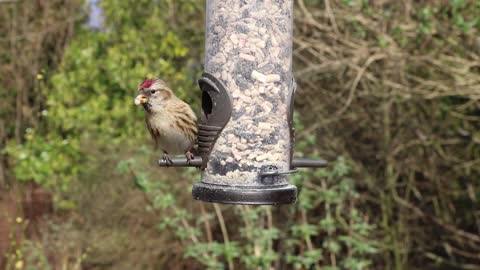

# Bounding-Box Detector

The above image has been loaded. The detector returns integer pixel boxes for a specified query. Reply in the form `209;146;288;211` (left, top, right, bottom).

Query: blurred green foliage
5;130;81;192
5;0;202;194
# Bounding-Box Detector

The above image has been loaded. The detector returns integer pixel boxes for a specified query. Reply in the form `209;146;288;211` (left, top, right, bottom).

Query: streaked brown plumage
134;78;197;164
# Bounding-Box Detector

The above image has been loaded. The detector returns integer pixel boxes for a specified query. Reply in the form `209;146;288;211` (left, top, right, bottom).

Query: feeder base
192;182;297;205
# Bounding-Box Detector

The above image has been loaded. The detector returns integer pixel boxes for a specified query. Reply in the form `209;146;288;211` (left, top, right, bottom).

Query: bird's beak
134;94;148;105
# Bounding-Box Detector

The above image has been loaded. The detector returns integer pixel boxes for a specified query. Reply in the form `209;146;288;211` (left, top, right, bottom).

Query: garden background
0;0;479;269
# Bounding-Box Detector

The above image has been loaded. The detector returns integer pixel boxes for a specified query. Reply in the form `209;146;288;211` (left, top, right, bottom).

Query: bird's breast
147;113;193;154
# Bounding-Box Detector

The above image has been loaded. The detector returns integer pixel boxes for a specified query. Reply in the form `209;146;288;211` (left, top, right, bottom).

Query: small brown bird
134;78;197;165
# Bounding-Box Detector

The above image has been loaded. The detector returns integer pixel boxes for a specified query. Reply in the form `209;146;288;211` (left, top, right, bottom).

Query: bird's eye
150;90;156;94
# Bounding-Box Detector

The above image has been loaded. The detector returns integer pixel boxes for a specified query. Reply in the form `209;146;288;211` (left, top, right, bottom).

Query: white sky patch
87;0;104;30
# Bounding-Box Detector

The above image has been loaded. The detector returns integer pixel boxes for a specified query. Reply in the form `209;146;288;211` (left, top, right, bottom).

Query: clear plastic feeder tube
203;0;293;185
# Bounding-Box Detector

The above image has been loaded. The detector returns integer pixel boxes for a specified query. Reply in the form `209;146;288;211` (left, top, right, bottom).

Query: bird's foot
162;152;173;167
185;150;194;165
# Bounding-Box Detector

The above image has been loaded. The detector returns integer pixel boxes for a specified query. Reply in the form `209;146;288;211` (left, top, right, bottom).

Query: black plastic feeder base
192;182;297;205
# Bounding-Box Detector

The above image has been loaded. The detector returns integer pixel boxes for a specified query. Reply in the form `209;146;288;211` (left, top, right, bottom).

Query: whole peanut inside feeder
203;0;293;186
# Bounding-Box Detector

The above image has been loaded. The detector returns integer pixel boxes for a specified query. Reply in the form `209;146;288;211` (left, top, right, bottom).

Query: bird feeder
159;0;327;204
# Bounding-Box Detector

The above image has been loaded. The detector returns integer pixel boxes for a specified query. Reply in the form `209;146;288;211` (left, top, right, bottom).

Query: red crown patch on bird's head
140;79;154;88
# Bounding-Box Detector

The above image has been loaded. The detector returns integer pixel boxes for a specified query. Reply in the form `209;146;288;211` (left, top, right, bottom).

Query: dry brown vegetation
0;1;82;268
0;0;80;187
294;0;480;268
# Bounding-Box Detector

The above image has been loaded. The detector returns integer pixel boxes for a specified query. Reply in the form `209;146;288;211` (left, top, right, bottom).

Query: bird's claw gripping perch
185;150;195;165
162;152;173;167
